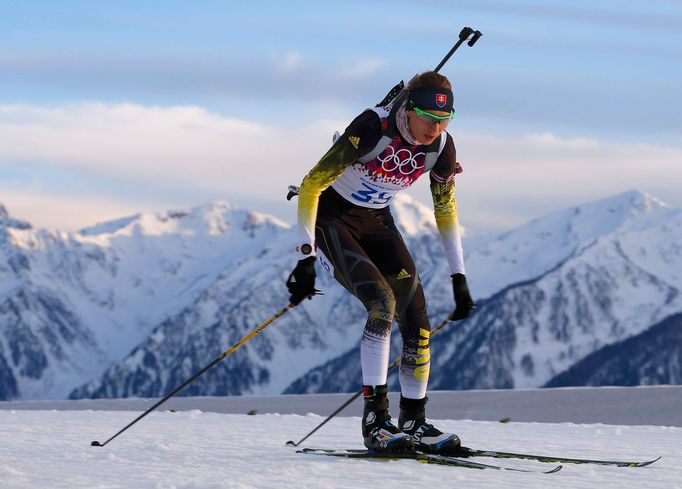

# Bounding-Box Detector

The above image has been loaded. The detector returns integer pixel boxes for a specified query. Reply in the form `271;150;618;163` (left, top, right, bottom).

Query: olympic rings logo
378;146;426;175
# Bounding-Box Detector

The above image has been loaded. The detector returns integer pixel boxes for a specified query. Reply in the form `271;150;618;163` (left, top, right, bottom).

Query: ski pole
91;304;295;447
285;316;458;447
289;26;483;200
375;27;482;108
433;26;483;73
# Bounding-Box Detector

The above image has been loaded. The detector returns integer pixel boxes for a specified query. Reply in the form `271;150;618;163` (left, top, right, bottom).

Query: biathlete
286;71;475;454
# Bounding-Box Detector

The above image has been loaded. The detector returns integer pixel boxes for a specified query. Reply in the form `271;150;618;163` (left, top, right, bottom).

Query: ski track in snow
0;411;680;489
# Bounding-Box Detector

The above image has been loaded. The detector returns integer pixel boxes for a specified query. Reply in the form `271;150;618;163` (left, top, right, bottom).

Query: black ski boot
399;396;462;455
362;385;414;453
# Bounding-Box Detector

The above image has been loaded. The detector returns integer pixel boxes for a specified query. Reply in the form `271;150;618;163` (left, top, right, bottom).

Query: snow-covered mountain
546;312;682;387
1;190;680;401
0;201;291;399
286;191;682;393
426;191;682;390
69;196;444;400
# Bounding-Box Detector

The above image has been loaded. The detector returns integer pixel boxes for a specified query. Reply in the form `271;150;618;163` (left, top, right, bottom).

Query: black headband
408;87;454;113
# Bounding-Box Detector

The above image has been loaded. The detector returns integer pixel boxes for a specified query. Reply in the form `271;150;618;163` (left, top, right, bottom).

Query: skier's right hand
286;256;317;305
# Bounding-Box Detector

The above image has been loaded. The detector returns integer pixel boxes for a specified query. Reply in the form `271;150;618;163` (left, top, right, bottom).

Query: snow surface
0;409;679;489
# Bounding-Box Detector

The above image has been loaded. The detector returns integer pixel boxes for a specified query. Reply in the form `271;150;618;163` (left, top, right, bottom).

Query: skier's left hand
449;273;476;320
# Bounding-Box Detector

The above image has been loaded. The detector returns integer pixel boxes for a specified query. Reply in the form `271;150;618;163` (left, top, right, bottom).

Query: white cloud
0;188;156;231
275;52;302;74
408;128;682;232
1;102;681;233
0;101;342;195
520;132;600;150
341;58;385;79
458;130;681;194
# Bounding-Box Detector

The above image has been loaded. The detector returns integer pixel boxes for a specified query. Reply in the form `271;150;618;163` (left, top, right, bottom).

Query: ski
457;446;661;468
297;448;562;473
299;446;660;468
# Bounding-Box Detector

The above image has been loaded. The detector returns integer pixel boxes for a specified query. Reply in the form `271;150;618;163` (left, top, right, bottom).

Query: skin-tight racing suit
295;105;465;400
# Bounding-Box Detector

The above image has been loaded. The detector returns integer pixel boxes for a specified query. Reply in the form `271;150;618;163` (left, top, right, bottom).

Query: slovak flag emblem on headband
435;93;447;108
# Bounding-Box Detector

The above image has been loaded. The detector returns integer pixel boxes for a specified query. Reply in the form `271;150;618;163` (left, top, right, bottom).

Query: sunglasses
412;106;455;126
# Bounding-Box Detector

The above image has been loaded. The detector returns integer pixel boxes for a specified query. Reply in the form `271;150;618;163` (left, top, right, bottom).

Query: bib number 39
351;182;393;206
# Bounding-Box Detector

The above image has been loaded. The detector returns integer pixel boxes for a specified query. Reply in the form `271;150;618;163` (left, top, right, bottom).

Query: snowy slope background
1;190;681;401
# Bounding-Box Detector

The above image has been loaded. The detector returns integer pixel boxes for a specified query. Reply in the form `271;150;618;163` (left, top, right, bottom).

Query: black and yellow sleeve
429;133;466;275
296;110;382;256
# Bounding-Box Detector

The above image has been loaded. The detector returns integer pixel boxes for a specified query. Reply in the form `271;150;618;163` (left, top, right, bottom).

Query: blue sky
1;0;681;232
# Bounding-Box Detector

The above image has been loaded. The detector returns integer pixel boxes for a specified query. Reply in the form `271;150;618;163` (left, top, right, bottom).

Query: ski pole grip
468;30;482;47
459;27;474;41
286;185;300;201
434;26;480;73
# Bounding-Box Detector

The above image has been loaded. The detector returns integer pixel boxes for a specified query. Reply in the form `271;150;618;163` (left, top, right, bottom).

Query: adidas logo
349;136;361;148
397;268;412;280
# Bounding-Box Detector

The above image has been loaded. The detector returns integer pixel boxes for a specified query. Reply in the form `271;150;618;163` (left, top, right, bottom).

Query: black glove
286;256;317;305
449;273;476;320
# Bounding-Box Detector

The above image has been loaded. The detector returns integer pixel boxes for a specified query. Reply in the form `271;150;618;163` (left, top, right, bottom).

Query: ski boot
362;385;414;453
399;395;462;456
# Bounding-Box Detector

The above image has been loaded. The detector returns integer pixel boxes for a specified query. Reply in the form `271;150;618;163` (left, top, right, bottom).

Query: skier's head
406;71;454;145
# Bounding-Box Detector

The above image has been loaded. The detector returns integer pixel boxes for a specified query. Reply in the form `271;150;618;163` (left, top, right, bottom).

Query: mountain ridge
1;190;680;400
